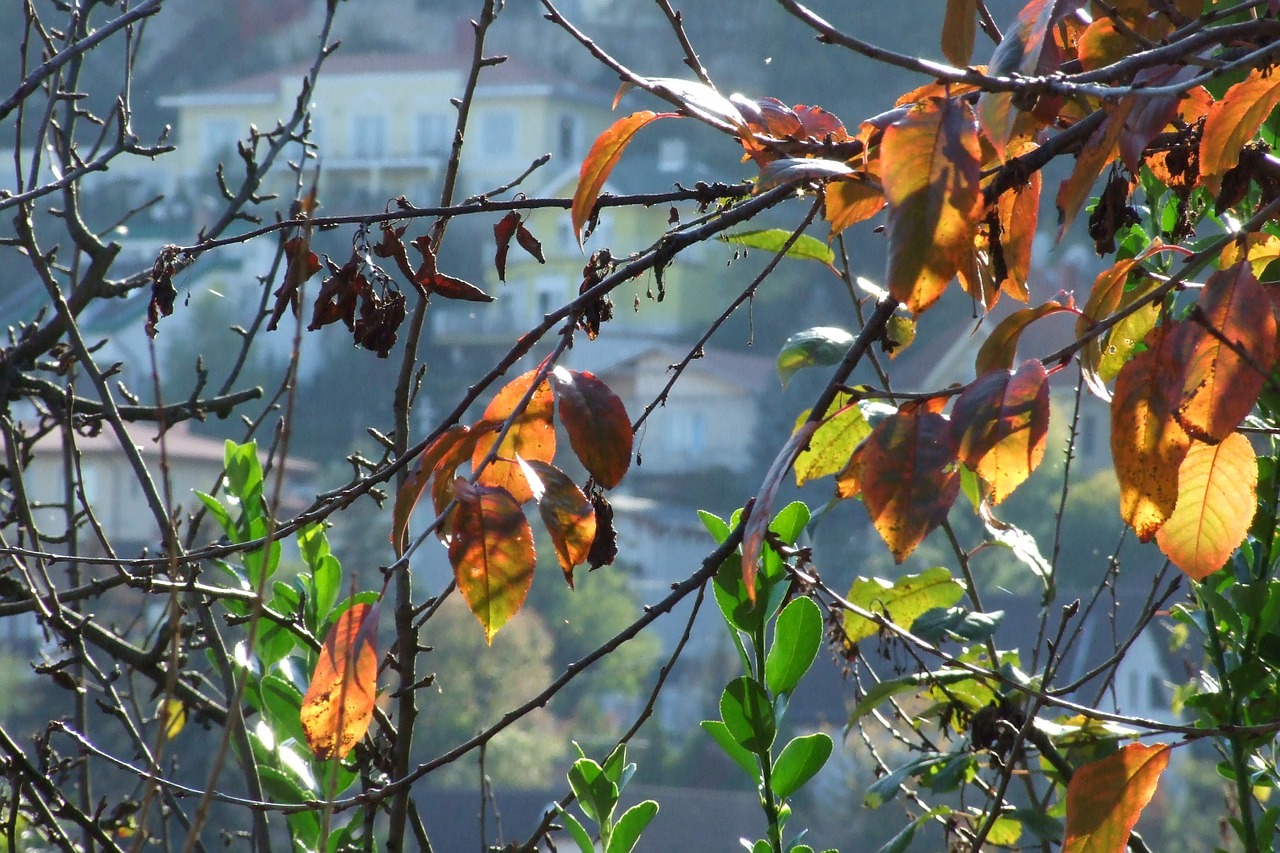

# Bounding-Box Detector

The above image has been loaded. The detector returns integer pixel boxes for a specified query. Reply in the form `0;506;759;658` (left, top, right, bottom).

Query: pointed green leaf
765;597;824;696
606;801;658;853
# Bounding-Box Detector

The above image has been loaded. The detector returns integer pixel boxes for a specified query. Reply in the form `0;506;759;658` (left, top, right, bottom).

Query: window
534;276;562;319
479;110;517;158
202;118;241;162
415;113;448;156
557;114;580;159
351;114;388;158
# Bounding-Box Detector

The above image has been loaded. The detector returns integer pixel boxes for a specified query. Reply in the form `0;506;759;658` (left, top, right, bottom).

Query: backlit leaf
158;698;186;740
771;733;833;799
1156;434;1258;581
825;175;885;238
432;424;488;529
572;111;677;245
392;424;468;556
300;602;379;759
1063;743;1171;853
721;229;835;267
448;481;536;643
1175;262;1275;443
843;567;965;646
941;0;977;66
1111;331;1191;541
975;301;1071;375
550;366;632;489
793;393;872;486
757;157;854;191
777;327;855;388
996;167;1040;302
1077;248;1166;394
472;370;556;503
951;360;1049;504
849;406;960;562
520;458;596;587
882;98;983;314
493;211;520;281
1200;69;1280;196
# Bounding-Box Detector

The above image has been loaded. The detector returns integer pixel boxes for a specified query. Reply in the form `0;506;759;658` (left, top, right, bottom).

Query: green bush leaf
555;806;596;853
777;327;855;388
606;800;657;853
910;607;1004;644
720;677;776;754
568;758;617;828
771;733;833;798
698;509;731;545
713;553;762;635
700;720;761;784
865;754;946;808
766;597;824;695
849;669;974;724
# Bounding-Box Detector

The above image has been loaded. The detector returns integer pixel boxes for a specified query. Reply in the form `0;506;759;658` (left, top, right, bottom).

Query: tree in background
5;1;1280;852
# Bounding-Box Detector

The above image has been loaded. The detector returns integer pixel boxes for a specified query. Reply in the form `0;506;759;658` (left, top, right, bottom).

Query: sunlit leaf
432;424;487;530
882;98;983;314
848;405;960;562
519;458;596;587
392;424;468;556
951;360;1049;505
996;168;1040;301
1200;69;1280;196
975;302;1071;375
1076;247;1166;395
472;370;556;503
777;326;855;388
1174;262;1275;443
550;366;632;489
843;567;965;646
158;698;185;740
941;0;977;66
300;602;379;759
1156;434;1257;581
721;228;836;267
793;393;872;486
1220;233;1280;279
646;77;748;130
757;157;854;191
1063;743;1171;853
825;175;885;238
1111;331;1191;541
448;480;536;643
572;111;677;245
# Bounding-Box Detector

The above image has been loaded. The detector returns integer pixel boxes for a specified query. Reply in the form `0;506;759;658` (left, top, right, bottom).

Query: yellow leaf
158;698;186;740
1156;434;1257;581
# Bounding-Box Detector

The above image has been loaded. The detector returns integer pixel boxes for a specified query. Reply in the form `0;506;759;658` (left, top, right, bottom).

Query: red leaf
449;480;536;643
849;405;960;563
472;371;556;503
300;602;379;760
881;98;983;314
515;222;546;264
550;367;632;489
951;360;1050;505
269;236;322;331
572;111;677;246
392;425;468;557
493;212;520;282
1064;743;1171;853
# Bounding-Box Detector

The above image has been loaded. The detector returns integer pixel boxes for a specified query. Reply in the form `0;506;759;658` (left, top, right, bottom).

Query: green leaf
1009;807;1063;843
224;440;263;508
842;567;964;646
766;597;824;695
910;607;1004;644
700;720;761;785
555;806;597;853
698;510;731;545
713;553;762;635
865;754;947;808
777;327;855;388
260;673;308;749
769;500;811;546
720;677;776;754
721;229;835;267
606;801;657;853
848;669;976;724
601;743;636;793
195;491;236;541
568;758;617;828
794;395;872;486
771;733;833;798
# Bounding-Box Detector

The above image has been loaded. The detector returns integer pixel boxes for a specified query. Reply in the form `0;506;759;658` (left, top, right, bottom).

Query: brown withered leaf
515;222;545;265
587;489;618;569
373;224;416;283
268;235;323;331
493;212;520;282
309;255;367;332
146;247;179;338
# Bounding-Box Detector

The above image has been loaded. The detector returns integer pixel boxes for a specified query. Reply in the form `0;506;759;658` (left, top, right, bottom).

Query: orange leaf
300;602;379;760
432;424;487;532
550;366;632;489
1200;69;1280;196
1111;331;1191;541
824;175;884;238
849;406;960;563
571;111;676;246
881;98;983;314
941;0;977;66
1175;262;1276;443
996;168;1040;301
975;301;1071;375
951;360;1050;505
392;425;469;556
449;480;536;643
1064;743;1171;853
472;370;556;504
520;459;596;587
1055;100;1136;238
1156;434;1257;581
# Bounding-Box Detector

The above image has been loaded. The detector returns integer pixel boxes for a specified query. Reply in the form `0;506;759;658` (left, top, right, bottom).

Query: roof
29;421;316;473
581;340;774;394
